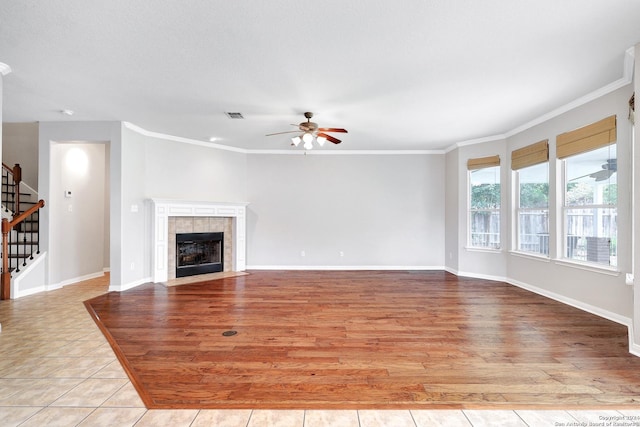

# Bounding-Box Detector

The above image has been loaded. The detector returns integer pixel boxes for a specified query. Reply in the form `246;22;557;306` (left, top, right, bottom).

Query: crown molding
445;46;636;153
0;63;11;76
123;122;444;155
248;148;445;155
122;121;247;153
125;47;635;156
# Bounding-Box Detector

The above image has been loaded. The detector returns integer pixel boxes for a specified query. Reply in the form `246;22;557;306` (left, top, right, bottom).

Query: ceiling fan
266;112;348;149
570;159;617;182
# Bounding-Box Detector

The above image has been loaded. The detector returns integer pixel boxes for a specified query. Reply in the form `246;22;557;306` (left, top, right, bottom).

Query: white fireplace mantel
150;199;248;283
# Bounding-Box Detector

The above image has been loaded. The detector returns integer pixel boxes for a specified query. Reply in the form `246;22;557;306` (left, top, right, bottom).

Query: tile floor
1;274;640;426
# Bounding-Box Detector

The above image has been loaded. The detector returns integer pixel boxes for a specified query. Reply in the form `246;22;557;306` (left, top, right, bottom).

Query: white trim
464;246;503;254
507;276;636;357
11;252;47;298
123;44;632;157
19;181;39;199
123;122;246;153
553;258;620;276
109;276;152;292
0;62;11;76
50;271;106;290
123;122;447;155
509;250;551;262
443;267;638;357
14;285;46;298
150;199;249;284
103;267;110;273
445;47;636;153
452;270;507;283
248;149;445;155
246;265;446;271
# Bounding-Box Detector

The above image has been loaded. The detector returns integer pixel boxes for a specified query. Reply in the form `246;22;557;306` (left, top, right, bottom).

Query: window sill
553;258;620;276
509;251;551;262
465;246;502;254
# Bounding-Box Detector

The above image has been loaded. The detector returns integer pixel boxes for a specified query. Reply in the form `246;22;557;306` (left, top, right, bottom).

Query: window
563;145;617;266
557;115;617;267
468;156;501;249
516;162;549;255
512;139;549;256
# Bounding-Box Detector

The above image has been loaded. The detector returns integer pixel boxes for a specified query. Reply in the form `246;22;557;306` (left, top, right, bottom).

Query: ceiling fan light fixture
316;135;327;146
291;136;301;146
303;139;313;150
302;132;313;144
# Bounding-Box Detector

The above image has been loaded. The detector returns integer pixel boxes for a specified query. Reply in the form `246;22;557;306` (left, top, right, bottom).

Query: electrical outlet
130;262;135;270
301;250;305;257
339;251;344;257
626;273;634;285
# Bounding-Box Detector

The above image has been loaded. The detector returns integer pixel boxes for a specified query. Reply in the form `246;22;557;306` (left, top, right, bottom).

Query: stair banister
2;163;22;217
1;199;44;299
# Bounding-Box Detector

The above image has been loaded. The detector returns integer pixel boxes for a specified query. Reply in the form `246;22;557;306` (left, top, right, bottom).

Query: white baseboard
50;271;105;290
15;285;46;298
110;276;152;292
245;265;446;271
12;252;47;298
452;269;508;283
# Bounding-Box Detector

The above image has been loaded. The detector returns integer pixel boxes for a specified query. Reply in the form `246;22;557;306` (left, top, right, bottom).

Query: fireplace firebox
176;232;223;277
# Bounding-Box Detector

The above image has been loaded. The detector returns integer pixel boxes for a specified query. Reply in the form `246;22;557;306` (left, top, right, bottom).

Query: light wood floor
83;270;640;410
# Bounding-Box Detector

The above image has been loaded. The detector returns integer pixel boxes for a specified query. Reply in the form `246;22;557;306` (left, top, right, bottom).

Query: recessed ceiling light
61;109;74;116
209;137;218;142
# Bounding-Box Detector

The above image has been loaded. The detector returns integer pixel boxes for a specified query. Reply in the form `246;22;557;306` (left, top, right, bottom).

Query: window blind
467;155;500;170
511;139;549;170
556;115;616;159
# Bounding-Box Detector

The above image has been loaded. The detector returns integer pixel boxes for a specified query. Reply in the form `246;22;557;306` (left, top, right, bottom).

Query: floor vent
225;112;244;119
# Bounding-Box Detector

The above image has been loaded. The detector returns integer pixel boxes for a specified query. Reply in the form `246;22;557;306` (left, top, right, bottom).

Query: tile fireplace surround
150;199;248;283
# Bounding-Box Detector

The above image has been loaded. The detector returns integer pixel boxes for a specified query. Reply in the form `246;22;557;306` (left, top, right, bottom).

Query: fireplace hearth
176;232;223;277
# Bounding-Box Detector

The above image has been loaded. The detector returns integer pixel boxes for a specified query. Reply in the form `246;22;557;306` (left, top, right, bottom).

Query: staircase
1;163;44;299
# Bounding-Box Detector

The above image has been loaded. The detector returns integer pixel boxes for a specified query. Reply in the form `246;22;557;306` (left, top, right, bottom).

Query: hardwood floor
84;270;640;410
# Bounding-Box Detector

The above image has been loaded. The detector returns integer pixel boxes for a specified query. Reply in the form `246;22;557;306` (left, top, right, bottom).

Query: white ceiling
1;1;639;151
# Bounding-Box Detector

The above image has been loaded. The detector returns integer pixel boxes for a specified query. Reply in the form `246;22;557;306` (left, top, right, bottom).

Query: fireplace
176;232;223;277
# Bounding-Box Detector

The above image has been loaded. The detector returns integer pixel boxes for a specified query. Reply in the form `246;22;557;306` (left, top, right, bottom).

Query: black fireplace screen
176;232;223;277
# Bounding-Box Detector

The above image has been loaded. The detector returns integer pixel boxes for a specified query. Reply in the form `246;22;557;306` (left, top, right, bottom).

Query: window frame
560;145;618;269
514;162;550;257
468;165;501;250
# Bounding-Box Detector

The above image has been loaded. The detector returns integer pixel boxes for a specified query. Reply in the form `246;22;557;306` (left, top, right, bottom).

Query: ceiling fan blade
593;170;615;181
317;128;348;133
318;132;341;144
265;130;301;136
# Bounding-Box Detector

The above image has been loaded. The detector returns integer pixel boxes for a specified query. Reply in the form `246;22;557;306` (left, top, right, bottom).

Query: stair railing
1;199;44;300
2;163;22;218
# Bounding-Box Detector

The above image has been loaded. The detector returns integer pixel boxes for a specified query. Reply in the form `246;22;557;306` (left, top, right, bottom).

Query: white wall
38;121;123;290
454;138;509;279
505;84;634;320
50;143;106;284
632;43;640;351
2;122;38;190
446;83;634;323
444;149;459;272
246;153;445;268
143;137;247;203
110;128;249;290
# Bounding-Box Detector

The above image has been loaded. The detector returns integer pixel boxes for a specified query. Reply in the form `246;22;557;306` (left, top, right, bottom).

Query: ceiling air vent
225;112;244;119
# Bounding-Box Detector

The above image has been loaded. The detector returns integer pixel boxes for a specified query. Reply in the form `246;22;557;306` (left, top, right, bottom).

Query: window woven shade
511;139;549;170
467;155;500;170
556;115;616;159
